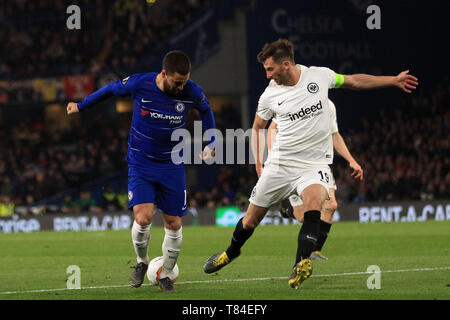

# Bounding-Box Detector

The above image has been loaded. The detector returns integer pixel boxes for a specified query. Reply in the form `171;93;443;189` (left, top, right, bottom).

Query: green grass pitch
0;220;449;300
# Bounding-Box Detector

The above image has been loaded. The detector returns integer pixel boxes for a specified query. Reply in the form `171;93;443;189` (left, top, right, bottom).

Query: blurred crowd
184;81;450;210
0;101;245;217
332;81;450;204
0;113;129;216
187;164;257;212
0;0;210;79
1;81;449;217
184;82;450;210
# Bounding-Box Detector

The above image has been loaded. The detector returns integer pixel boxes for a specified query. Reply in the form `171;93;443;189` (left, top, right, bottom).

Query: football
146;256;179;285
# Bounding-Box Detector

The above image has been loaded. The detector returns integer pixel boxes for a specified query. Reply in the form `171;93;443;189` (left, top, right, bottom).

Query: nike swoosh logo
278;100;286;105
306;235;317;241
141;99;152;103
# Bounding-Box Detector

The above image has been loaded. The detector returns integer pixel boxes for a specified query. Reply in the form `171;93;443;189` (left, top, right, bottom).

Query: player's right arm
66;75;138;115
251;114;269;177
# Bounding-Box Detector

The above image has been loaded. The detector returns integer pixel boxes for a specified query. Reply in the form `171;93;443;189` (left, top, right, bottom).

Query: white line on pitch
0;266;448;295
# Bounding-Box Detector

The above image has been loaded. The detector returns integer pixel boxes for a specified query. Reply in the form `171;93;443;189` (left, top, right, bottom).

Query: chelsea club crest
175;102;185;113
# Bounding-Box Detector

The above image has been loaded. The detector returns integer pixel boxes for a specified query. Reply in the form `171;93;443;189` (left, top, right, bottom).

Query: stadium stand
332;80;450;205
0;0;448;215
0;0;212;79
0;80;449;214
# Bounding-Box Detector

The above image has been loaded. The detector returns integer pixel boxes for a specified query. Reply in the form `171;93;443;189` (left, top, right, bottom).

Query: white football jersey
257;64;338;167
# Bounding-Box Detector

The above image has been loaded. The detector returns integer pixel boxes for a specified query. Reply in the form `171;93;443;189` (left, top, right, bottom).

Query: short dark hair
257;39;295;64
162;50;191;75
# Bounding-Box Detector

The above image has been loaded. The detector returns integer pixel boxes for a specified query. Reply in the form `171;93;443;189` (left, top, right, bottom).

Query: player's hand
394;70;418;93
255;163;263;177
349;160;363;180
67;102;80;115
199;146;215;160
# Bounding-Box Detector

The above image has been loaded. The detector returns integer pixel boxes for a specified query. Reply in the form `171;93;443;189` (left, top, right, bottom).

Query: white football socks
131;220;151;265
160;227;182;278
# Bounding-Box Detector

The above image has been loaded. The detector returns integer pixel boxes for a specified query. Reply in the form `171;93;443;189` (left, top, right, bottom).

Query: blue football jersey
78;72;216;167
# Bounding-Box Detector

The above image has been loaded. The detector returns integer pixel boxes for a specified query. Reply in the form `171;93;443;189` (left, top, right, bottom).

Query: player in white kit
203;39;418;289
268;99;363;261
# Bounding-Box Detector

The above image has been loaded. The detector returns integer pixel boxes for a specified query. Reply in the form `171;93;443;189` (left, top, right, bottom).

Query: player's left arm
252;114;269;177
338;70;418;93
332;132;363;180
267;120;277;152
191;84;217;160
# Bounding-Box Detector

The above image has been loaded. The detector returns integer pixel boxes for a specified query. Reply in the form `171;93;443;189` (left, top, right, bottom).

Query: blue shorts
127;164;187;216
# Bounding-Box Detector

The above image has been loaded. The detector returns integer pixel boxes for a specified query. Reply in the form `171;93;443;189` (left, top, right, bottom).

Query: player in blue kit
66;51;216;292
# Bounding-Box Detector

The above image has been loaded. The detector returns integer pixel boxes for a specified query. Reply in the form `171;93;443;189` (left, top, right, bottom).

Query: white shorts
289;170;336;207
249;162;331;208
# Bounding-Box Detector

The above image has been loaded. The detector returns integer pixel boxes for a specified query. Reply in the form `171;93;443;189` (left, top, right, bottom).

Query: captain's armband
334;73;345;88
